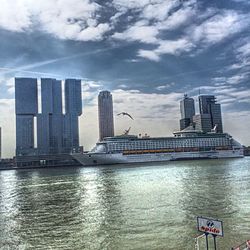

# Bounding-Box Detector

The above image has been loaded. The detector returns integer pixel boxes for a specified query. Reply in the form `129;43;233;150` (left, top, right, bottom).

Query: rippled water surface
0;158;250;249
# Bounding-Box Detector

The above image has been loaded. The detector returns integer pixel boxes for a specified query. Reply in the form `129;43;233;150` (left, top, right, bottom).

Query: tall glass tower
37;78;63;154
179;94;195;130
63;79;82;153
98;91;114;141
198;95;223;133
15;78;38;156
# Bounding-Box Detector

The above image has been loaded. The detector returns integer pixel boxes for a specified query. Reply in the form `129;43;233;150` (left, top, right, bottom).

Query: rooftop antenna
198;88;201;96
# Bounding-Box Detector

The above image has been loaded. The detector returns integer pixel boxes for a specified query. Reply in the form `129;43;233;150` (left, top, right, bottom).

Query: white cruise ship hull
72;149;244;166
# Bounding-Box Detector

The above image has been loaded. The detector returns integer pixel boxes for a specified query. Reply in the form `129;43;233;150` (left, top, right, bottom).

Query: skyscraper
37;78;63;154
15;77;83;155
15;78;38;156
179;94;195;130
193;114;212;133
65;79;82;115
98;91;114;141
63;79;82;152
198;95;223;133
41;78;62;114
0;127;1;159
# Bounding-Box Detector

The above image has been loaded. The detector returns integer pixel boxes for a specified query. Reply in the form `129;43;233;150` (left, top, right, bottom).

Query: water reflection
0;159;249;249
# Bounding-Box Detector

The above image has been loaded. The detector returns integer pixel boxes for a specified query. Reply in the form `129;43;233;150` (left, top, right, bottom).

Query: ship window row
107;138;231;151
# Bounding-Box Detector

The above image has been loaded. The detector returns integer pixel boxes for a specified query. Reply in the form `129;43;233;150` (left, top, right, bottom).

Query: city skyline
0;0;249;157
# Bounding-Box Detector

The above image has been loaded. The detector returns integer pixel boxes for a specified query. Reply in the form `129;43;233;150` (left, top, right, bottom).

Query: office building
15;78;38;156
37;79;63;154
41;78;62;114
0;127;1;159
180;118;192;131
179;94;195;130
65;79;82;115
193;114;212;133
98;91;114;141
63;79;82;152
198;95;223;133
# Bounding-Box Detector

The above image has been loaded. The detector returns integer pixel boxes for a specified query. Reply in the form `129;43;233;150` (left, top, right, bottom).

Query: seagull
117;112;134;120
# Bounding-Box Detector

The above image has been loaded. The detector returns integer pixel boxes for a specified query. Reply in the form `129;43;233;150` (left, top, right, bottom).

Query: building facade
63;79;82;153
0;127;1;159
15;77;82;156
98;91;114;141
198;95;223;133
15;78;38;156
193;114;212;133
179;94;195;130
37;79;63;154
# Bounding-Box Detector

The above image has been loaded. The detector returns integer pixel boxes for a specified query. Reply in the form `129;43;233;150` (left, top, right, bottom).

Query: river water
0;158;250;249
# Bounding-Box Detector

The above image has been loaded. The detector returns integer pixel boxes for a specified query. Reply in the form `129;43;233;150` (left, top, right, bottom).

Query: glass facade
198;95;223;133
15;77;82;155
63;79;82;153
179;95;195;130
15;78;38;155
65;79;82;115
98;91;114;141
16;115;35;156
37;79;63;154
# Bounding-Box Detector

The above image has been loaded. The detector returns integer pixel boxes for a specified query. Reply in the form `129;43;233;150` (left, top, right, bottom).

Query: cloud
112;0;158;11
156;39;193;55
211;72;249;86
111;0;196;47
189;10;250;45
141;1;179;21
112;22;159;44
137;50;160;61
155;82;175;91
137;9;250;61
0;0;111;42
138;38;193;60
0;1;31;32
237;41;250;57
225;38;250;71
156;5;196;31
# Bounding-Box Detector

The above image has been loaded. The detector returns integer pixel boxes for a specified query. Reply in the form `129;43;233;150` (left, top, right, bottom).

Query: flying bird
117;112;134;120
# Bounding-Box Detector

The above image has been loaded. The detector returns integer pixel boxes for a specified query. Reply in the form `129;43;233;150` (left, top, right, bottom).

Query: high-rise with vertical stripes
98;91;114;141
15;78;38;156
63;79;82;153
37;78;64;154
15;77;82;155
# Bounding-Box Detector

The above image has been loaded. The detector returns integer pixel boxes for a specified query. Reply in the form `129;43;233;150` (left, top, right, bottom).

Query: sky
0;0;250;157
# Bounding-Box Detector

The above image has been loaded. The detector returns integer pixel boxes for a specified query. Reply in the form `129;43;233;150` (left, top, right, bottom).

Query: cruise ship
72;128;244;166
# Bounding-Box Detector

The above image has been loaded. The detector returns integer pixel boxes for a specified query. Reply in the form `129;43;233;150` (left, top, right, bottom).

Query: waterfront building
15;78;38;156
0;127;1;159
41;78;62;114
198;95;223;133
37;79;63;154
65;79;82;115
193;114;212;133
98;91;114;141
179;94;195;130
180;118;192;131
63;79;82;153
